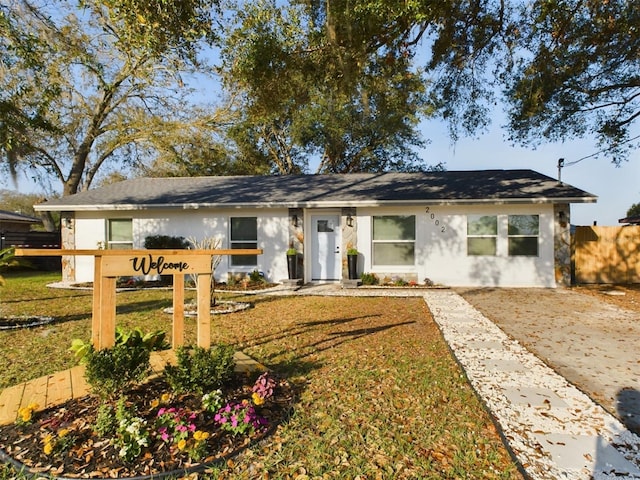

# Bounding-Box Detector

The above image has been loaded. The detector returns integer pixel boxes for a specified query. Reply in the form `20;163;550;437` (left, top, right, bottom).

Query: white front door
311;214;342;281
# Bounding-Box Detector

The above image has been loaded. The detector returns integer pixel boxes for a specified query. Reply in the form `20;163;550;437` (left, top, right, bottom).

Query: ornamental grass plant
0;271;523;479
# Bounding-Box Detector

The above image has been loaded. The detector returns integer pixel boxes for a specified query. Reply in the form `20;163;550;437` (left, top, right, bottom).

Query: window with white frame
508;215;539;256
467;215;497;256
372;215;415;266
230;217;258;266
106;218;133;249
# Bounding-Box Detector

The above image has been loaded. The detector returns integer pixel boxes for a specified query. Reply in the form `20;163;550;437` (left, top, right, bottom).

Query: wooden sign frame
14;249;262;350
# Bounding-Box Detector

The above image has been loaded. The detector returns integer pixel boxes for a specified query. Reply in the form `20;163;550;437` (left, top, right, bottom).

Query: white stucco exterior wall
72;209;292;283
356;204;557;287
71;203;557;287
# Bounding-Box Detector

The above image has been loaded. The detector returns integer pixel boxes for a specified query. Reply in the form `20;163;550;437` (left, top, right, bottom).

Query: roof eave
34;196;597;212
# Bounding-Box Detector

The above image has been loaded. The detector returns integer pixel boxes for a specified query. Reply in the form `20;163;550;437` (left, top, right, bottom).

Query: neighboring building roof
0;209;42;224
34;170;597;212
618;215;640;225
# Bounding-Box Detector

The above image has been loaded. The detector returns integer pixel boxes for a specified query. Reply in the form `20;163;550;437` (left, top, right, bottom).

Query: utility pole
557;158;565;182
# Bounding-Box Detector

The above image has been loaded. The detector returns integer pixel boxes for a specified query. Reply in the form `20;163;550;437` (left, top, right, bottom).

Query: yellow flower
18;407;32;423
177;439;187;451
43;434;54;455
252;392;265;406
150;398;160;408
17;403;40;423
43;442;53;455
58;428;69;437
161;393;172;403
193;430;209;442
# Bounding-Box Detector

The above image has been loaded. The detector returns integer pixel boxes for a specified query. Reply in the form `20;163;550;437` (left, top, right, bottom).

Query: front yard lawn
0;272;523;479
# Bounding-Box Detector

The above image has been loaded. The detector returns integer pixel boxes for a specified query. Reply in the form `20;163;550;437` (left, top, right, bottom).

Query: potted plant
286;247;298;279
346;247;358;280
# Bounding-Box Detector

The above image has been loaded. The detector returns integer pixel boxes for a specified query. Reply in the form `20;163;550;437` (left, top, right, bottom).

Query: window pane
467;238;497;256
509;237;538;256
373;216;415;241
231;241;258;266
108;219;132;242
373;243;415;265
231;245;258;266
467;215;497;235
508;215;539;235
317;220;335;232
109;243;132;250
231;217;257;241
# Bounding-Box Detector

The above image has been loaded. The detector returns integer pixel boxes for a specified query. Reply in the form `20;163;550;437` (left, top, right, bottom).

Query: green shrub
70;327;168;363
360;272;379;285
83;342;151;400
164;344;236;394
249;270;266;284
115;327;169;352
94;402;118;437
143;235;189;249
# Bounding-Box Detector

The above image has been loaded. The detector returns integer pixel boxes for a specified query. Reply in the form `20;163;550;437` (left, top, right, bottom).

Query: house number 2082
425;207;446;233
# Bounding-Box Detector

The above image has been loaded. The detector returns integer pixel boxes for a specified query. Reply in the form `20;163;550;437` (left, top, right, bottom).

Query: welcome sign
15;248;261;350
101;253;212;276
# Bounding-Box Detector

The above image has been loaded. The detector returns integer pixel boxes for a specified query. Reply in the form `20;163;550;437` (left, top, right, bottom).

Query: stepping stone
503;387;569;408
534;433;640;475
480;359;528;372
466;340;504;350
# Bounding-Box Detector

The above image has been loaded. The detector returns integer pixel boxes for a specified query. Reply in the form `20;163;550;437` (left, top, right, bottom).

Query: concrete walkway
424;289;640;479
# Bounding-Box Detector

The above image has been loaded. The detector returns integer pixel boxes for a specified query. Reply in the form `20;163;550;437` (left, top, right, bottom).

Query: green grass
0;271;523;479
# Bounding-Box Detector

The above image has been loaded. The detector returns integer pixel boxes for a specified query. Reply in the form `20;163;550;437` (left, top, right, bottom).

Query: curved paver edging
163;300;251;316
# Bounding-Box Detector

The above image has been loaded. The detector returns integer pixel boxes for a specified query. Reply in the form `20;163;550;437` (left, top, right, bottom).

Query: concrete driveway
456;287;640;434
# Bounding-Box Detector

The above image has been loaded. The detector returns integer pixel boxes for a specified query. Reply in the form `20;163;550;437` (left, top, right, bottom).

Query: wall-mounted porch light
558;211;567;227
292;214;299;227
346;214;354;227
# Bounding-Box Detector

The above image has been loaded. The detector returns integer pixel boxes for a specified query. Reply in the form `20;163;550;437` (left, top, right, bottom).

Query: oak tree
0;0;224;196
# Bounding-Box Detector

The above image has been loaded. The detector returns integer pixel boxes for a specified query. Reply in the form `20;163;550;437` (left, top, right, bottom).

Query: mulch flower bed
0;374;294;479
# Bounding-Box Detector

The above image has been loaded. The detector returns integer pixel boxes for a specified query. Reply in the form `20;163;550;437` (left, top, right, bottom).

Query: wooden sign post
14;249;262;350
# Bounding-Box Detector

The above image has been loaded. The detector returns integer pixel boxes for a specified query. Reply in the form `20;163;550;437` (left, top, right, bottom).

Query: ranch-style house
34;170;596;288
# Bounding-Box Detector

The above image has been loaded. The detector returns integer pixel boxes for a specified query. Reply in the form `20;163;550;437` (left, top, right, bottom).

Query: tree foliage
505;0;640;162
627;202;640;218
0;0;225;196
219;0;435;173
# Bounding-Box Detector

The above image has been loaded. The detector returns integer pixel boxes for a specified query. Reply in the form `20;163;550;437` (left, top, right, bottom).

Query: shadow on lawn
247;314;416;368
0;292;92;304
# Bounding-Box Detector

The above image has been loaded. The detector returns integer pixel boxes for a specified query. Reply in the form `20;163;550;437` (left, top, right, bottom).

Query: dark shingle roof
0;209;42;223
34;170;596;211
618;215;640;225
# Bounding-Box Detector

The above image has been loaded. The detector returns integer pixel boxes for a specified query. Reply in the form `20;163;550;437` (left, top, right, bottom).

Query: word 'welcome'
130;255;189;275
